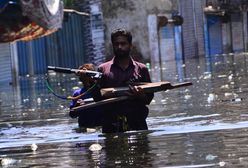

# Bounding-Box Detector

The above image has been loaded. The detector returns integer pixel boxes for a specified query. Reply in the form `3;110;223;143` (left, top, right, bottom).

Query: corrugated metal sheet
17;42;29;75
180;0;198;58
193;0;205;56
0;43;12;84
46;13;85;68
17;14;86;76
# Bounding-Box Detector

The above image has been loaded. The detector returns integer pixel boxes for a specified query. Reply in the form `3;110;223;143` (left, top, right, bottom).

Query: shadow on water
1;54;248;167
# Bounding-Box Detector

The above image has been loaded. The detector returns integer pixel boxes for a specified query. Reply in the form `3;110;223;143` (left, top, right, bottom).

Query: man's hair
111;28;132;44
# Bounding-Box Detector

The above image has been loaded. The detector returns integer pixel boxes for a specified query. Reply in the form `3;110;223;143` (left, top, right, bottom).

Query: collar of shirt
111;56;136;69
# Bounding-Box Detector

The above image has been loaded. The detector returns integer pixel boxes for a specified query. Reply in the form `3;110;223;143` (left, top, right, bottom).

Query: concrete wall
72;0;248;63
101;0;178;62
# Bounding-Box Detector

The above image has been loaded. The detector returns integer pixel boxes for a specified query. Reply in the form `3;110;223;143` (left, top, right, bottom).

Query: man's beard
114;49;130;58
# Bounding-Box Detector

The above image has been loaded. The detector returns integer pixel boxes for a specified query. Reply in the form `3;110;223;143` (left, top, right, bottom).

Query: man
79;28;154;133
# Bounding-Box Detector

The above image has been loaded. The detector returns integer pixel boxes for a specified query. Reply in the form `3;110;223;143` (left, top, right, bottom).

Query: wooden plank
100;81;192;96
70;81;192;113
71;96;129;112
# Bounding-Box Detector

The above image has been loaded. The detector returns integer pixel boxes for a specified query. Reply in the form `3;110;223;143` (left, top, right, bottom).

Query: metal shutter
180;0;198;58
206;15;223;55
0;43;11;84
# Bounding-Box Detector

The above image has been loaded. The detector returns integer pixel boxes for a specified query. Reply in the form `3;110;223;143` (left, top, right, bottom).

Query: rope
45;75;97;100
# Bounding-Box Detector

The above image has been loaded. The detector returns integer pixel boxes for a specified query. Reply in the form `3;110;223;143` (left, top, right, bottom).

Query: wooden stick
100;81;192;96
70;81;192;113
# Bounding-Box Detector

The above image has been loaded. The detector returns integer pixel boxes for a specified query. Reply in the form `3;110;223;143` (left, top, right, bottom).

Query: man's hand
75;99;85;106
77;68;95;88
127;85;145;97
126;85;152;104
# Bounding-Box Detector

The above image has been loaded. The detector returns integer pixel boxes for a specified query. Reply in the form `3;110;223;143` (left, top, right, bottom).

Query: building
0;0;248;86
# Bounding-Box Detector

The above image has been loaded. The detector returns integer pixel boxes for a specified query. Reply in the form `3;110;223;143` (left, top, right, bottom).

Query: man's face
112;36;132;58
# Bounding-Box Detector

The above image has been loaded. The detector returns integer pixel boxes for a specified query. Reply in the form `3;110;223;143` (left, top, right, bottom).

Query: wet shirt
70;88;92;108
98;57;152;88
95;57;154;131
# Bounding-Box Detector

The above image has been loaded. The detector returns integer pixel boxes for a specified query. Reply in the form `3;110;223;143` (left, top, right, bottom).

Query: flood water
1;53;248;167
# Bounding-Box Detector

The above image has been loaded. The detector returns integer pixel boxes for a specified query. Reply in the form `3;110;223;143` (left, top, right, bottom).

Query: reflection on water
1;53;248;167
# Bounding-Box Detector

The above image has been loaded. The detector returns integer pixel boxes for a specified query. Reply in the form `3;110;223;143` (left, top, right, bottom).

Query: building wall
101;0;178;63
73;0;105;65
101;0;207;63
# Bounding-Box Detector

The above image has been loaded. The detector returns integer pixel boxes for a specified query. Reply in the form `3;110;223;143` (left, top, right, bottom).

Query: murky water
1;54;248;167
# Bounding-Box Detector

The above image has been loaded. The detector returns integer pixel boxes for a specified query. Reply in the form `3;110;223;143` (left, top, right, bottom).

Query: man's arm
128;85;154;104
127;66;154;104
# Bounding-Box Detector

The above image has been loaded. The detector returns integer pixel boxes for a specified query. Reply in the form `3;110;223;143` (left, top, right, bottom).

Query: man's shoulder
98;60;112;68
73;88;85;96
133;60;147;69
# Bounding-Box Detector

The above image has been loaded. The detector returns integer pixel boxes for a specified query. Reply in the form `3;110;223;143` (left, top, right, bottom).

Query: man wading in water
78;28;154;133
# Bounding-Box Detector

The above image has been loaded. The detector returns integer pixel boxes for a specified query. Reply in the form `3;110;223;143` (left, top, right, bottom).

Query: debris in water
205;154;217;161
224;93;232;97
220;84;229;89
151;100;156;104
207;93;217;103
72;86;80;91
219;161;226;167
184;89;190;93
218;75;227;78
86;128;96;133
23;99;29;103
232;98;242;102
161;99;166;104
89;144;102;152
203;74;212;79
184;95;192;100
31;143;38;151
1;158;18;166
37;98;41;104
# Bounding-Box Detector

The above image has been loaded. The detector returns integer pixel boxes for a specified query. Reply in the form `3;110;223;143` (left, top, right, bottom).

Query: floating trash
203;74;212;79
220;84;229;89
207;93;217;103
37;98;41;104
224;93;232;97
70;77;77;81
232;98;242;102
23;99;29;103
184;89;190;93
219;161;226;167
31;143;38;151
86;128;96;133
161;99;166;104
72;86;80;91
89;144;102;152
218;75;227;78
184;95;192;100
1;158;18;166
205;154;218;161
